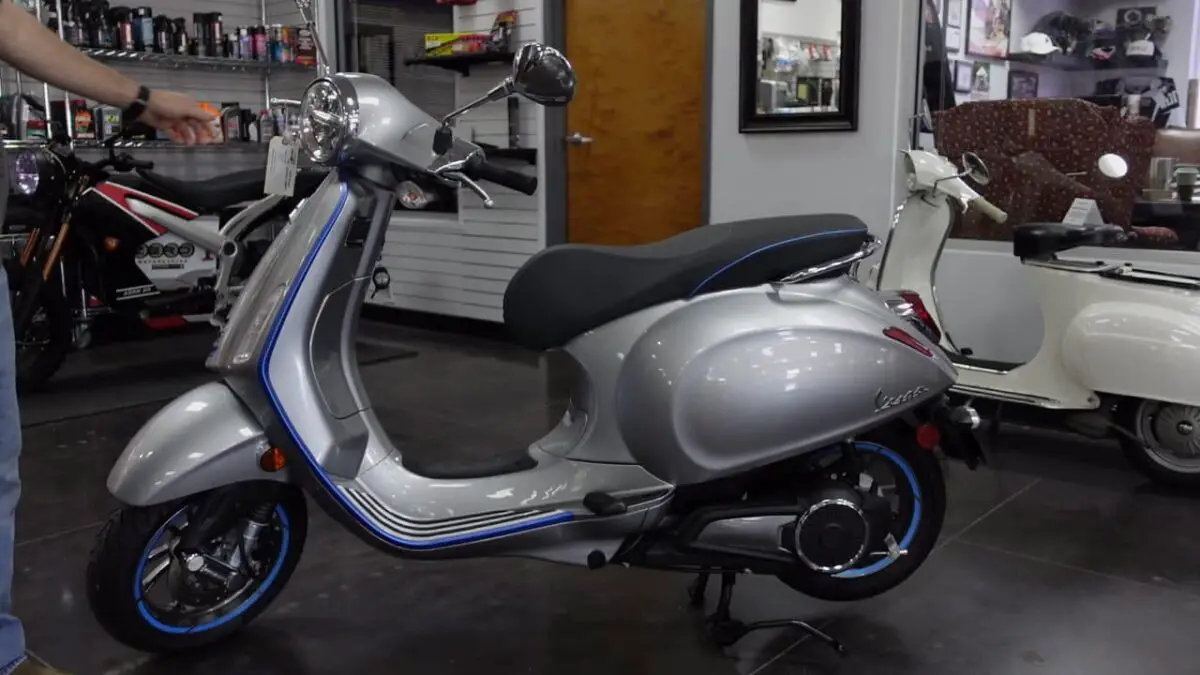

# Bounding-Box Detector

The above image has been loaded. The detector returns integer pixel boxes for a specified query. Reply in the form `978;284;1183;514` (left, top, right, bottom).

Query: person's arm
0;1;139;108
0;2;213;143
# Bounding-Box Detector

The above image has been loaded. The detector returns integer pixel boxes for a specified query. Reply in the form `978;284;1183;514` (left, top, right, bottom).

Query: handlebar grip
128;159;155;170
972;196;1008;224
466;159;538;196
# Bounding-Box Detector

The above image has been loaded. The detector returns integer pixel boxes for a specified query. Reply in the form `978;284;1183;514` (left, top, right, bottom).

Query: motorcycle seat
1013;221;1125;260
503;214;871;351
136;168;326;213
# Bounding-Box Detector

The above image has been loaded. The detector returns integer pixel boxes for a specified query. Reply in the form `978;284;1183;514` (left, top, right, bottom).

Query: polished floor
14;321;1200;674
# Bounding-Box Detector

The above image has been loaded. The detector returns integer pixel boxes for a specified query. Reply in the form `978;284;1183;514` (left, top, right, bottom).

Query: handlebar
462;154;538;196
972;196;1008;224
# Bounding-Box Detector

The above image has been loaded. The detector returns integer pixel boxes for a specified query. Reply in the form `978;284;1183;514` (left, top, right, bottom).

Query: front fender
107;381;291;506
1062;301;1200;407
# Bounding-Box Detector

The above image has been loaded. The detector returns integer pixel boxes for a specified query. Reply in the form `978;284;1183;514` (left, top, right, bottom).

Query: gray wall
708;0;922;233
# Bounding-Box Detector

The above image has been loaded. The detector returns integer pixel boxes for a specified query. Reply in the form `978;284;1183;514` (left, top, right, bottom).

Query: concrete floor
13;322;1200;674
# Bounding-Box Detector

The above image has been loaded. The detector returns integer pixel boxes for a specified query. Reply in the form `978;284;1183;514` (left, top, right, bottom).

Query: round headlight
10;150;40;196
299;78;358;165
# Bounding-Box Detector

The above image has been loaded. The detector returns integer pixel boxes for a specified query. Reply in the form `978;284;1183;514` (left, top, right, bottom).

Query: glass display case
916;0;1196;252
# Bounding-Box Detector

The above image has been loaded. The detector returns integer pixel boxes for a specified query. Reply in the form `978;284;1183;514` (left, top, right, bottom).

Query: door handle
566;132;594;146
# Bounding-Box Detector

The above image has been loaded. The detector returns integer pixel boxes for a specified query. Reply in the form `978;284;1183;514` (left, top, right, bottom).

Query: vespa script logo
874;385;930;413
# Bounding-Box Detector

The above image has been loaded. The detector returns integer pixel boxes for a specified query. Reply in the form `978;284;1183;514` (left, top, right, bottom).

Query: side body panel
614;279;956;485
1059;270;1200;407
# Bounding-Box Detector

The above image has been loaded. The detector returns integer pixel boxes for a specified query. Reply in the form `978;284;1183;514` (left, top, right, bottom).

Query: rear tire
86;485;307;653
1116;398;1200;489
776;425;946;602
4;260;72;394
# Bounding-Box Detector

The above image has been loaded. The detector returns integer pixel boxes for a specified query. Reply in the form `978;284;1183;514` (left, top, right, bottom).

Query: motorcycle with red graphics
2;95;325;393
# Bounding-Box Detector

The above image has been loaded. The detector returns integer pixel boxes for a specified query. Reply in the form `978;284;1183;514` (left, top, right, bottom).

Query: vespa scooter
873;145;1200;488
85;13;983;656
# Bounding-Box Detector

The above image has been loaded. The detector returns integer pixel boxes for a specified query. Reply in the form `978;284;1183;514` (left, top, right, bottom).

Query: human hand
137;91;215;145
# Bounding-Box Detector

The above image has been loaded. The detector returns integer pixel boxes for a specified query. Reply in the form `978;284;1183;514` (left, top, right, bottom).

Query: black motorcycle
2;95;326;392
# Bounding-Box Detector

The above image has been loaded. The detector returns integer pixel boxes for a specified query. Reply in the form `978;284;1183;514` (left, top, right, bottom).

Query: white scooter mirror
1098;153;1129;179
961;151;991;186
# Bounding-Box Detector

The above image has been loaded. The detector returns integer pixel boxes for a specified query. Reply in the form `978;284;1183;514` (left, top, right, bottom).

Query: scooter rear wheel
86;485;307;653
1118;399;1200;489
775;425;946;602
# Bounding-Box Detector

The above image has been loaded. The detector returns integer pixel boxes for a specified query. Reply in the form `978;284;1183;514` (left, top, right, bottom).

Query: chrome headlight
6;148;61;206
299;77;358;165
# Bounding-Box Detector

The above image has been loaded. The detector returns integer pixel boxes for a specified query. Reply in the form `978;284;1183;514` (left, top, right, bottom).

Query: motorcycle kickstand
703;572;847;656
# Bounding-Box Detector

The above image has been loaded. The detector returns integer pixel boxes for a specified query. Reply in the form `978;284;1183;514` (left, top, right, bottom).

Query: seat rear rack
774;238;881;285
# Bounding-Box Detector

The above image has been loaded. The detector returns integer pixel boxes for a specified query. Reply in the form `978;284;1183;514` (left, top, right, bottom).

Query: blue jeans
0;269;25;672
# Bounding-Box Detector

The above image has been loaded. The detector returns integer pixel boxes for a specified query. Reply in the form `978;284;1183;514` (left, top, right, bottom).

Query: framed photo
945;0;963;27
1007;70;1038;99
970;61;992;100
966;0;1011;57
739;0;862;133
946;26;962;53
954;60;973;93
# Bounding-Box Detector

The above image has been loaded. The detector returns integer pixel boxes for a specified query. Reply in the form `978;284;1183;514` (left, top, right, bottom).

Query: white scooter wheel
1117;399;1200;489
86;484;308;653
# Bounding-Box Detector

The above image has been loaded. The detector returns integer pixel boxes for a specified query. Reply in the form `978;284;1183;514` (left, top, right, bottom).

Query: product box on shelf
423;32;489;56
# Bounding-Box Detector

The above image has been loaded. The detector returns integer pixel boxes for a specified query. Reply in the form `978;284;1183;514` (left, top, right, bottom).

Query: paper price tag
1062;198;1103;226
264;136;299;197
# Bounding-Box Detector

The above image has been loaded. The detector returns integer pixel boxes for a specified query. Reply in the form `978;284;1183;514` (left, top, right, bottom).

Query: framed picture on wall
966;0;1011;57
945;0;963;27
1007;70;1038;99
970;61;992;100
946;26;961;53
954;60;973;93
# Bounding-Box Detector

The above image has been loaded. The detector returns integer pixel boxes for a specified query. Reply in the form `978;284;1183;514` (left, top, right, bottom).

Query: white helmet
1019;32;1061;55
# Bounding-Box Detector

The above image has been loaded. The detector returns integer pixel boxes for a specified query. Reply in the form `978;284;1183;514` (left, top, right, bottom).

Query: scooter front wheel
86;484;307;652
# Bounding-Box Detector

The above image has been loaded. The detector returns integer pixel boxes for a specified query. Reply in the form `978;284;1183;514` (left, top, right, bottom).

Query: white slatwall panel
369;0;544;323
351;1;455;118
1;0;319;180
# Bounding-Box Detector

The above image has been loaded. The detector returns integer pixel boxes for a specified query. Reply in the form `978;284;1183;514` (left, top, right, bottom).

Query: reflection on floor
15;321;1200;674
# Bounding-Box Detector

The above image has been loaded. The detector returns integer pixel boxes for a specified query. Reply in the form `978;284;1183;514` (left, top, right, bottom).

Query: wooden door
564;0;708;245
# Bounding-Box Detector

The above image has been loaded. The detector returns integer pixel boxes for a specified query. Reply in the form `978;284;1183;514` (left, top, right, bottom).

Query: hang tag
1062;198;1104;225
264;136;299;197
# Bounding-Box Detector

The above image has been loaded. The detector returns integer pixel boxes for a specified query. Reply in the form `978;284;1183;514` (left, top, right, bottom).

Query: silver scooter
85;10;982;656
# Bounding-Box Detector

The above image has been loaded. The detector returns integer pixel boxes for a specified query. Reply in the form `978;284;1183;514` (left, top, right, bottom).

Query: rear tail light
883;290;942;344
883;326;933;357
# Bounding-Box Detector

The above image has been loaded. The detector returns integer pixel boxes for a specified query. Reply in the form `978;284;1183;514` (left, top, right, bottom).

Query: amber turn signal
259;447;287;472
103;237;120;252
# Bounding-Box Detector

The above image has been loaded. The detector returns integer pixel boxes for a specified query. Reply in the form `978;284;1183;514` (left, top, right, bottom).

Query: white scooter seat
1013;221;1126;260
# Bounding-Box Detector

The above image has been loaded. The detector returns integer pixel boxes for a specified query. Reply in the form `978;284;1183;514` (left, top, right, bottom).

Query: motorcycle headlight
11;150;39;195
299;77;359;165
6;148;60;207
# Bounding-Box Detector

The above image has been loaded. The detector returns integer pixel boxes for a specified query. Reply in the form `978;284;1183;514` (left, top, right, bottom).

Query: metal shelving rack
1;0;317;149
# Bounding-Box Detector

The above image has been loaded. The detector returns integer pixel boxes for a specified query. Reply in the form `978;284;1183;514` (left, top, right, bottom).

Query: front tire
86;485;307;653
776;425;946;602
4;260;72;394
1117;399;1200;489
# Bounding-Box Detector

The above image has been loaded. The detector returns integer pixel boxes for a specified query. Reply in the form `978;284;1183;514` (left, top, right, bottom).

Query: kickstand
699;572;847;656
688;572;710;607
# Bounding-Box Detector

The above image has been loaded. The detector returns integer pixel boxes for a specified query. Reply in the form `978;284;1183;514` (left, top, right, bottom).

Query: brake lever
444;171;494;209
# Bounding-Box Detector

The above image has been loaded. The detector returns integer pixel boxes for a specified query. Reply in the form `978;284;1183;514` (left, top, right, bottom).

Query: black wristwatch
123;85;151;120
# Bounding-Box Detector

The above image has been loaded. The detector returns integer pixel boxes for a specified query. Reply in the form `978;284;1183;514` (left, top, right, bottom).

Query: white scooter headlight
298;77;359;165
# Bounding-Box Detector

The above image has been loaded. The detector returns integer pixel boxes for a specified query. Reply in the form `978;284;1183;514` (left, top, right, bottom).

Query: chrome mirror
961;151;991;185
1098;153;1129;179
510;44;576;106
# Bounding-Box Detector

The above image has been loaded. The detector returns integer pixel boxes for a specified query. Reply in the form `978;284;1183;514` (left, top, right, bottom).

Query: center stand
687;572;847;656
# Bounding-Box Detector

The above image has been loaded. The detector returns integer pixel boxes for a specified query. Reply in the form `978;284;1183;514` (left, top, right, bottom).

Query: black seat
135;168;327;213
1013;222;1126;260
503;214;871;351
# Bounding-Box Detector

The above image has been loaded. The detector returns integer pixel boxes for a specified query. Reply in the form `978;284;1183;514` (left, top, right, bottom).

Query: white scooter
872;147;1200;487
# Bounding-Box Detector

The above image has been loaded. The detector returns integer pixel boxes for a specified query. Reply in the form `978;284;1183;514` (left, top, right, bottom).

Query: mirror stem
440;78;515;127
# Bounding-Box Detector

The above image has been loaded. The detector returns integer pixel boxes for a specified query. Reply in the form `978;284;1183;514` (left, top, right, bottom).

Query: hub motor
783;483;890;573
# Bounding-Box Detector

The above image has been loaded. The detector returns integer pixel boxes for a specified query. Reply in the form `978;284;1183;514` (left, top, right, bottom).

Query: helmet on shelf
1021;11;1090;55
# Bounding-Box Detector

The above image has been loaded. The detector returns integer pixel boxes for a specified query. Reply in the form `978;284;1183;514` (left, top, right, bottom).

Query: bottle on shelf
133;7;152;52
238;26;251;60
170;16;188;54
191;12;207;57
152;14;170;53
206;13;223;57
111;6;135;51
